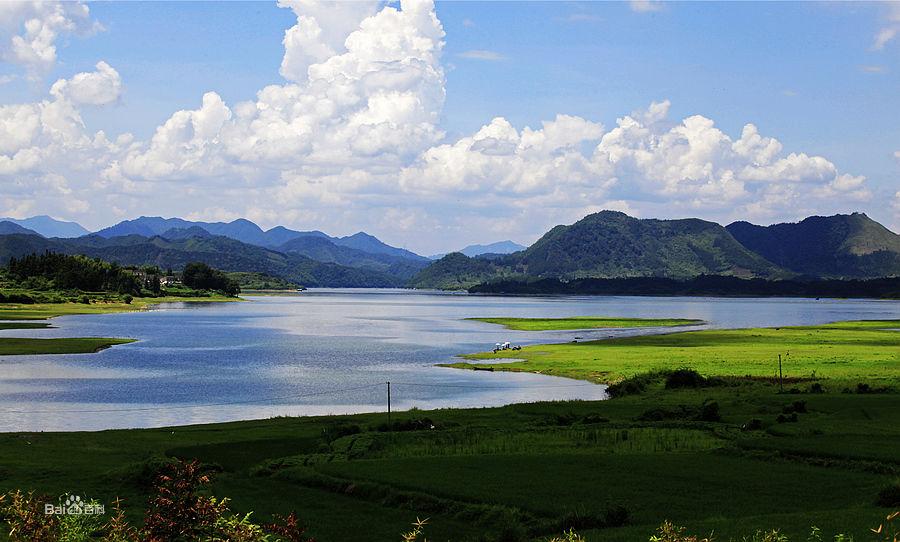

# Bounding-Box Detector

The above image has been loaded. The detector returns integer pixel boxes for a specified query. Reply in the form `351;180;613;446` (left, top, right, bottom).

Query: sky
0;0;897;254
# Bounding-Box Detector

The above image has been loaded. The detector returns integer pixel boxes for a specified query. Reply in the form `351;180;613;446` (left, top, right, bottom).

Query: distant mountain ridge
0;216;89;238
430;240;526;259
94;216;427;262
0;232;402;288
727;213;900;278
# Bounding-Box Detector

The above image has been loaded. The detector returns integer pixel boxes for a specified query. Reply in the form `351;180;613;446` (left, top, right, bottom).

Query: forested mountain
330;231;426;261
727;213;900;278
0;221;41;236
410;211;785;289
92;217;426;265
518;211;782;279
275;236;428;280
0;233;401;288
407;253;519;290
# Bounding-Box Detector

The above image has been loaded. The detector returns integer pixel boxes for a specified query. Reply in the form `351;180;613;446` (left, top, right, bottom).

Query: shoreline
447;318;900;386
0;295;241;355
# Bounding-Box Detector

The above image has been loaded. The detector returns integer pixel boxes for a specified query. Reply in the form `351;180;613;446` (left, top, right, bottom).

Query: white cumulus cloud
0;0;884;251
0;1;102;79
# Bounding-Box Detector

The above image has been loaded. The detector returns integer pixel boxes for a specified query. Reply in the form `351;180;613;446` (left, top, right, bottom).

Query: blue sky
0;1;897;253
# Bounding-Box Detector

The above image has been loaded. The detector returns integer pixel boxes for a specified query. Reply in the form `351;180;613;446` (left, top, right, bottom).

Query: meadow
454;320;900;386
0;387;896;541
467;316;703;331
0;317;897;541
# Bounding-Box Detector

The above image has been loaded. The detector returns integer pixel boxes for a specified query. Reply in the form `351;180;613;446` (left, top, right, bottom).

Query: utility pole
386;381;391;429
778;354;783;393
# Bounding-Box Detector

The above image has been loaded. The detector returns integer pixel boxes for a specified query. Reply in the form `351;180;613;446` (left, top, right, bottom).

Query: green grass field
468;316;704;331
0;322;51;330
0;318;897;541
454;320;900;385
0;390;896;541
0;295;240;320
0;337;136;355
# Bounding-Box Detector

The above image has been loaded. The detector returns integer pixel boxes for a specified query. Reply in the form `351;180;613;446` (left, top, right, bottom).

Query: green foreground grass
0;318;898;541
0;389;897;542
454;320;900;385
467;316;704;331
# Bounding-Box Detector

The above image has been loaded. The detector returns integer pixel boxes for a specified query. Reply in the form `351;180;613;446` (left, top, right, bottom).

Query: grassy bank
452;320;900;385
0;295;238;355
0;295;240;320
0;387;896;541
0;337;136;355
468;316;703;331
0;322;50;330
0;318;897;541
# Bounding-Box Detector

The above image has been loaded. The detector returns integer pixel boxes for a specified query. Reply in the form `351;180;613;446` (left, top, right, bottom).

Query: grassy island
468;316;703;331
453;320;900;385
0;337;136;355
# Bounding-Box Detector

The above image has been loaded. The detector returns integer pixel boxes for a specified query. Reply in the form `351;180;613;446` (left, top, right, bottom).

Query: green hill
727;213;900;279
407;252;521;290
410;211;784;289
518;211;782;279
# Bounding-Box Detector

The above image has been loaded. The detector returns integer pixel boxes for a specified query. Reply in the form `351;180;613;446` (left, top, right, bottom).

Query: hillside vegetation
410;211;786;289
0;233;402;288
727;213;900;278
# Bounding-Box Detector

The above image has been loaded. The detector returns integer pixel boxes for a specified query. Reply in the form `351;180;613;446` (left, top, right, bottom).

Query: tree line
5;252;239;297
469;275;900;299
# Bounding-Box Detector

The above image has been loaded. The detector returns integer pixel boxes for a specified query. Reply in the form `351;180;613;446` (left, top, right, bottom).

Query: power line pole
386;381;391;429
778;354;783;393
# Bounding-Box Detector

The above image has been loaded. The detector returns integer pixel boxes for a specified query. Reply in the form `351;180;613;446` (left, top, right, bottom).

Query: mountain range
409;211;900;289
0;211;897;290
429;240;526;260
0;216;89;238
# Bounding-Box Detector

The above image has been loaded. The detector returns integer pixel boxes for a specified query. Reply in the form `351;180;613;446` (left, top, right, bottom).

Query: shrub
122;294;133;305
547;529;585;542
0;490;58;542
697;401;721;422
743;418;763;431
808;382;825;394
649;521;712;542
665;369;707;389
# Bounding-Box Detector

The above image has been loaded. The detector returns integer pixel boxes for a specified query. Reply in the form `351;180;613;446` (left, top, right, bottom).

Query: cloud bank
0;0;889;252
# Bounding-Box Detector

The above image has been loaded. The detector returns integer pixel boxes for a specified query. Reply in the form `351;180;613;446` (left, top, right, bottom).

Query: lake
1;289;898;431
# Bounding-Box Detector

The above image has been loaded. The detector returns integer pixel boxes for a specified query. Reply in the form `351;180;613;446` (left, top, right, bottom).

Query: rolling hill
727;213;900;279
410;211;785;289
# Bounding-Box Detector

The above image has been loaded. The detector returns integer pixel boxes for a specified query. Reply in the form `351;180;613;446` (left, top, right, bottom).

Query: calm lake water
1;289;898;431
